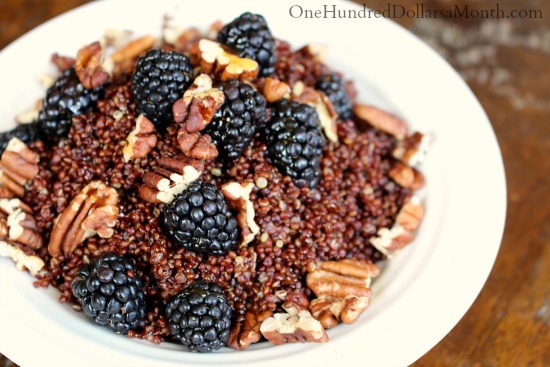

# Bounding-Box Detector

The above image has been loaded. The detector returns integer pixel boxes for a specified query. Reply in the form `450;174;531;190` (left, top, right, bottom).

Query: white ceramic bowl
0;1;506;366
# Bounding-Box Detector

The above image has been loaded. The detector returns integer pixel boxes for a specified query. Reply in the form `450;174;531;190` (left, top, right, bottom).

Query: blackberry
204;79;266;161
166;281;232;352
38;67;103;138
265;100;326;188
217;12;276;77
131;49;194;128
162;181;239;256
71;252;146;335
0;122;41;155
315;73;353;120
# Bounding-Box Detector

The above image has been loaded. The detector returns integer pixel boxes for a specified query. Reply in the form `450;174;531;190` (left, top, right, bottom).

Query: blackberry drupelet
265;99;326;188
166;281;232;352
217;12;276;77
131;49;193;128
38;67;103;138
0;122;41;155
162;181;239;256
315;73;353;120
204;79;266;161
71;252;146;335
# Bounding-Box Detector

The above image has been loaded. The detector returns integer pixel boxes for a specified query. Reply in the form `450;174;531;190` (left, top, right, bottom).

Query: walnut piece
48;181;119;257
298;44;328;63
110;35;156;64
0;138;40;198
0;241;44;276
392;132;430;166
260;308;328;345
75;41;111;89
388;161;425;189
354;104;408;139
227;310;273;351
262;77;291;103
51;53;76;72
123;114;157;162
370;196;424;258
190;39;259;81
0;198;43;250
292;82;338;143
221;182;260;246
139;156;203;204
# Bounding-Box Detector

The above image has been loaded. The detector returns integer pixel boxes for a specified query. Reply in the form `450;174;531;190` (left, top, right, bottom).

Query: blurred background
1;0;548;366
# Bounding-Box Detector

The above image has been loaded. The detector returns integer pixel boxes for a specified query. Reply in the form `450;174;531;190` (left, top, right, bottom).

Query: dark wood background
1;1;548;366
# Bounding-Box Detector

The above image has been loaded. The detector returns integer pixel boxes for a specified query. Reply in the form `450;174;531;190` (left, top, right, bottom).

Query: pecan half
0;138;39;198
139;155;203;204
260;307;328;345
176;130;218;161
221;182;260;246
75;41;111;89
48;181;119;257
123;114;157;162
190;39;259;81
0;241;44;276
0;198;43;250
51;53;76;72
227;310;273;351
354;104;408;139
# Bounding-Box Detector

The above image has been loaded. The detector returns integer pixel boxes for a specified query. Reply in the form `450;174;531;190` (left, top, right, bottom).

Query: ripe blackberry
204;79;266;161
217;12;276;77
166;281;232;352
131;49;193;128
315;73;353;120
265;100;326;188
71;252;146;335
162;181;239;256
0;122;41;155
38;67;103;138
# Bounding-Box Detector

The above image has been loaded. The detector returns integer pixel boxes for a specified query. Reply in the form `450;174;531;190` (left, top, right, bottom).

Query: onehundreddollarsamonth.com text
288;3;543;20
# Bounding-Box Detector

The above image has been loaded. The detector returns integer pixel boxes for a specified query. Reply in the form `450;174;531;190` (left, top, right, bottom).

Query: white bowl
0;1;506;366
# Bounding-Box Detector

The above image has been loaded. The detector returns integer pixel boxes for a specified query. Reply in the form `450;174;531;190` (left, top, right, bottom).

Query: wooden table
1;1;548;366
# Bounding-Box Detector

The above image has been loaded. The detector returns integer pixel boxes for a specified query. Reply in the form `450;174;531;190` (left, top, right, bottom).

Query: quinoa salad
0;11;428;352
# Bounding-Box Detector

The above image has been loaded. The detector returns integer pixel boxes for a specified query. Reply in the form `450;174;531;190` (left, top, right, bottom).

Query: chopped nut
260;309;328;345
190;39;259;81
177;130;218;160
75;41;111;89
221;182;260;246
48;181;119;257
139;156;203;204
51;53;75;72
298;44;328;63
388;161;425;189
354;104;408;139
0;198;43;250
0;138;40;198
292;82;338;143
310;295;370;328
227;310;273;350
0;241;44;275
262;77;291;103
123;114;157;162
392;132;430;166
111;35;156;64
172;74;225;132
369;196;423;258
318;259;380;287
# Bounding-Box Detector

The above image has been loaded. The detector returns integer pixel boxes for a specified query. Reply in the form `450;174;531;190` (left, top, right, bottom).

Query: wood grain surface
1;1;548;366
